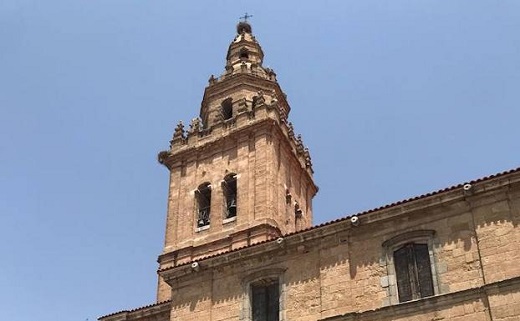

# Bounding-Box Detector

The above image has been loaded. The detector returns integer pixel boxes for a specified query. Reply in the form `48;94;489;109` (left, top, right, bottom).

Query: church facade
100;22;520;321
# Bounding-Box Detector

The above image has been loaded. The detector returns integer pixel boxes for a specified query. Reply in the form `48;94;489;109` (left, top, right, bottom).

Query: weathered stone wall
472;186;520;285
170;273;213;321
487;279;520;321
321;289;491;321
159;174;520;321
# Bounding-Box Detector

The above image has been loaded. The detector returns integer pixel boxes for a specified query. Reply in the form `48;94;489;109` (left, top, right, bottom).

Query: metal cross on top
239;12;253;22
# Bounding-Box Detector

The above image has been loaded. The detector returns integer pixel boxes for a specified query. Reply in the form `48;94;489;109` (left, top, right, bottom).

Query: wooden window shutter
266;282;279;321
394;246;413;302
252;281;279;321
413;243;434;298
252;285;267;321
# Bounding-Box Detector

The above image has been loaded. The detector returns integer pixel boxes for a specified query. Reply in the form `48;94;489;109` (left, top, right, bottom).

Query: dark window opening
394;243;434;302
285;189;292;204
196;183;211;227
294;201;302;218
251;279;279;321
221;98;233;120
223;174;237;218
252;96;259;108
240;49;249;60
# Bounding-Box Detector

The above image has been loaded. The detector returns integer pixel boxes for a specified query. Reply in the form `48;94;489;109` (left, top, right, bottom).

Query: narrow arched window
222;174;237;219
196;182;212;228
221;98;233;120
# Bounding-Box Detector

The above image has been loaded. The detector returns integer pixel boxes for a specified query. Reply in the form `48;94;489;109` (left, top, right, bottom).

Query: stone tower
156;21;318;301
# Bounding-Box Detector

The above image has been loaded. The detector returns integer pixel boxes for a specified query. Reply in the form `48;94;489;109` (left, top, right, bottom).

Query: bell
227;199;237;218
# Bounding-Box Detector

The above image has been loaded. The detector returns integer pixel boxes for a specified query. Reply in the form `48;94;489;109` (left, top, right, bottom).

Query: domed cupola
198;21;282;128
224;21;266;76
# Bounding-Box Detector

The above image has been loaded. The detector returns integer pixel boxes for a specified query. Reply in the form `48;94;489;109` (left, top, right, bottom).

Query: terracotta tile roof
99;300;171;319
158;166;520;273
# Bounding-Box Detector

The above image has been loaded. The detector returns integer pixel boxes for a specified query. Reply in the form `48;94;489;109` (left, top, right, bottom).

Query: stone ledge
195;225;210;233
320;276;520;321
223;216;237;224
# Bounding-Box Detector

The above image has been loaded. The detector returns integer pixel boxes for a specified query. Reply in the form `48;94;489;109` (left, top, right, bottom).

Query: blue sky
1;1;519;321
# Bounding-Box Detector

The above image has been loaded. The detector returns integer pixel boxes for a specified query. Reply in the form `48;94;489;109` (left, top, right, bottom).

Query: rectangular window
251;280;279;321
394;243;434;302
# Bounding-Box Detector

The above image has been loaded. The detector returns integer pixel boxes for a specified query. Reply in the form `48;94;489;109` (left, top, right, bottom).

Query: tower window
221;98;233;120
239;49;249;60
294;201;302;217
394;243;434;302
222;174;237;219
196;182;212;228
251;279;279;321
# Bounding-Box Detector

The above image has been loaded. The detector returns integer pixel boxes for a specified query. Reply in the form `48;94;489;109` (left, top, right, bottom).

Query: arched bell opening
222;173;238;219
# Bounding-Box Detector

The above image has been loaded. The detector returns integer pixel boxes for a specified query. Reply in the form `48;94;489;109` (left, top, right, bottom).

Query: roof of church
99;300;171;319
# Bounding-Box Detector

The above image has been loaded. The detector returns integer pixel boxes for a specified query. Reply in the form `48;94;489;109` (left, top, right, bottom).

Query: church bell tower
156;21;318;301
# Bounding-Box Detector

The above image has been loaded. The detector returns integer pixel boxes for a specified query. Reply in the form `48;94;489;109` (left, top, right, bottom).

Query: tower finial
239;12;253;22
237;13;253;34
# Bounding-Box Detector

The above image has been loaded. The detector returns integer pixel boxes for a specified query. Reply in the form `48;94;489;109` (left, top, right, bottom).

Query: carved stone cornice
158;114;316;181
157;221;283;265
